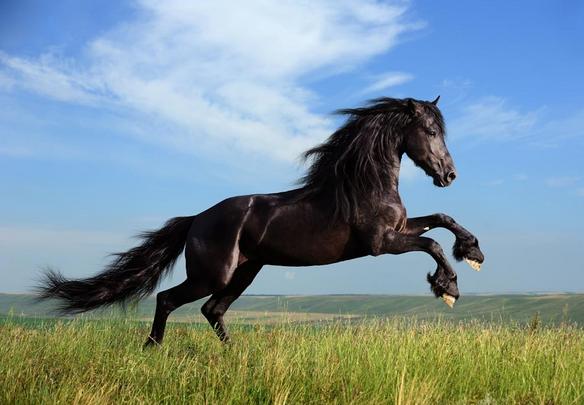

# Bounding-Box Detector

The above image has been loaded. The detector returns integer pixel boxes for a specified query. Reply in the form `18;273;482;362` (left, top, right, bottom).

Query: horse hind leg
145;250;247;347
201;261;263;342
144;279;211;347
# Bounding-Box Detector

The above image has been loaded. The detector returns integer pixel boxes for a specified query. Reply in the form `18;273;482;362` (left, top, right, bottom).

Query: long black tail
36;216;194;314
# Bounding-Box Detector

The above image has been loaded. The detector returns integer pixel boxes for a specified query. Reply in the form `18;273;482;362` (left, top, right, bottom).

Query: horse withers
38;96;484;345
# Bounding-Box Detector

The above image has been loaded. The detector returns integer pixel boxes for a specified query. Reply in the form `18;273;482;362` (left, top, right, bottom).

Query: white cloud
533;108;584;148
513;174;528;181
448;95;584;149
485;179;504;187
0;52;103;105
435;78;474;107
545;176;581;188
449;96;540;142
0;0;421;163
362;71;413;94
482;174;527;187
439;78;473;91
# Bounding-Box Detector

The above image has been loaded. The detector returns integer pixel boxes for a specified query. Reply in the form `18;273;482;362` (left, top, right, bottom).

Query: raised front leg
404;214;484;271
374;230;460;308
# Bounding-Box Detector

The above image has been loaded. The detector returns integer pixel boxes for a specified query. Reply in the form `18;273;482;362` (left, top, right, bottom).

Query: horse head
403;96;456;187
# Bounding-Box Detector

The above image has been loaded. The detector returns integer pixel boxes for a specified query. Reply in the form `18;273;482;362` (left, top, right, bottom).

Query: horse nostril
446;171;457;183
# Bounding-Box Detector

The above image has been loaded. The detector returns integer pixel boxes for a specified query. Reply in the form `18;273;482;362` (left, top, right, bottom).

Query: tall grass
1;317;583;404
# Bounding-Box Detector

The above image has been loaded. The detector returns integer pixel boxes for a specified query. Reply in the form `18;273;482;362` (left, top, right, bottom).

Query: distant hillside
1;293;583;325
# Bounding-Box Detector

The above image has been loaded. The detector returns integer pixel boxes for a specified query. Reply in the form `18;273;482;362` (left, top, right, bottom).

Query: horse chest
395;205;408;232
374;203;407;232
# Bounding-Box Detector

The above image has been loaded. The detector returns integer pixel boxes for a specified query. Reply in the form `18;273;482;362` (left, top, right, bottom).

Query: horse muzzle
434;168;456;187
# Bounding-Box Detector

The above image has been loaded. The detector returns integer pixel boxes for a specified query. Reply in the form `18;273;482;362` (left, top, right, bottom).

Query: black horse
38;96;484;345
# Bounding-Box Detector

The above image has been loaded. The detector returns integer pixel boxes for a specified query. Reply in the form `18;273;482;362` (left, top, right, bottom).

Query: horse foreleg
403;214;484;271
201;261;263;342
378;230;460;307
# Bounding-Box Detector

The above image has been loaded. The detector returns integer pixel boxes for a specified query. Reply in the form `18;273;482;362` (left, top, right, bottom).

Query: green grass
1;317;583;404
2;294;583;403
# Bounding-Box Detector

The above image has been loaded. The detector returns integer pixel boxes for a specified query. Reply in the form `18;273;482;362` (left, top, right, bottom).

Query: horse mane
296;97;444;222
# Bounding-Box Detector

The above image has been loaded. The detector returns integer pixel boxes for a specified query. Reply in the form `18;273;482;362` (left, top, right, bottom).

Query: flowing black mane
297;97;444;222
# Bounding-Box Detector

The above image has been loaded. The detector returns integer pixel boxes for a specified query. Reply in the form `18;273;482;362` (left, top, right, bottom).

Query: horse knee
200;300;213;318
427;239;444;256
434;213;454;226
201;300;225;321
156;291;174;315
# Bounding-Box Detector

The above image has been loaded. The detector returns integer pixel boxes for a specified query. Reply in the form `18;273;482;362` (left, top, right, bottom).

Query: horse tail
37;216;194;314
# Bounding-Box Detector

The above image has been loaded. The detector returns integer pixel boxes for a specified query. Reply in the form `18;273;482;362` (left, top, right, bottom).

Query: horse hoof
464;258;481;271
143;335;161;350
442;294;456;308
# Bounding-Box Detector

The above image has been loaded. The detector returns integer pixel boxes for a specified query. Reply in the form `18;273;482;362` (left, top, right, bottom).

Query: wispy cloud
0;52;104;105
449;96;540;142
545;176;581;188
485;179;504;187
0;0;422;163
436;78;473;106
448;95;584;149
532;108;584;149
513;174;528;181
361;71;413;94
484;174;527;187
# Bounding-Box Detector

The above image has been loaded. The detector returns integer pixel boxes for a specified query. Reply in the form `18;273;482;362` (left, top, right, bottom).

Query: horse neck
383;145;403;195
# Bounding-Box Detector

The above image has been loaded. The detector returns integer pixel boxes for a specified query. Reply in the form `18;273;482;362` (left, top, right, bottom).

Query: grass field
1;317;583;404
1;294;584;404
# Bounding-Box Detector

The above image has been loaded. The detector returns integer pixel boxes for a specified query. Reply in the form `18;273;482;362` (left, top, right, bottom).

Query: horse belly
251;218;362;266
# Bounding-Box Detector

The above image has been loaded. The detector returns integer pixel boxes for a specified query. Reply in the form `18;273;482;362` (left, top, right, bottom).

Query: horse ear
431;95;440;105
407;99;424;117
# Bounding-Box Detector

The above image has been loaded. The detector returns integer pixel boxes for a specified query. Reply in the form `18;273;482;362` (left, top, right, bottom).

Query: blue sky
1;0;583;295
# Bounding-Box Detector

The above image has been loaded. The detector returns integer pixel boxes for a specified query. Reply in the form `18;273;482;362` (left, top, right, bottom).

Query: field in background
2;294;584;403
2;293;584;325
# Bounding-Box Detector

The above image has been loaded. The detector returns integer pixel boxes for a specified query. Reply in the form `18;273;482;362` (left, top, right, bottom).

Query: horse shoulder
354;199;408;256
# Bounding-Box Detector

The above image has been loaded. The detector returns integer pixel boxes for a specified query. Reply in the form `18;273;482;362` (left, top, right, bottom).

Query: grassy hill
2;292;583;325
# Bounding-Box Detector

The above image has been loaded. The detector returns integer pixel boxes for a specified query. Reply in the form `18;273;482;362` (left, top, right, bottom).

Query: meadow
1;294;584;404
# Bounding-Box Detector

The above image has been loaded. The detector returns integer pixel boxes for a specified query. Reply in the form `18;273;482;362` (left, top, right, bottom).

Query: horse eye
428;130;437;136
